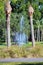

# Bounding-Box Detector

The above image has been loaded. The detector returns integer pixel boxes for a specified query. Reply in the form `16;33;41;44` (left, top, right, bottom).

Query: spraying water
20;16;24;32
14;15;28;46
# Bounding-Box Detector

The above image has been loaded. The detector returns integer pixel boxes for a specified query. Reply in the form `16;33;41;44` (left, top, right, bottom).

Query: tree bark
34;30;37;41
37;26;40;41
6;14;11;47
30;16;35;47
41;29;43;41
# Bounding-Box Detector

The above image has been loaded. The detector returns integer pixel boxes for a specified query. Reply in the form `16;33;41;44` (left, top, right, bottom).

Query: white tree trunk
6;14;11;47
30;16;35;47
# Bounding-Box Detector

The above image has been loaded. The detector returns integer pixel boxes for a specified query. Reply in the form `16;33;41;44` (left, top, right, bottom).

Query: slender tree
5;0;12;47
28;5;35;47
40;19;43;41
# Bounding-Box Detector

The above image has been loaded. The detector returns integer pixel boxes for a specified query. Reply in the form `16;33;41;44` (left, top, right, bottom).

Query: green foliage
11;0;17;3
0;0;43;42
39;0;43;3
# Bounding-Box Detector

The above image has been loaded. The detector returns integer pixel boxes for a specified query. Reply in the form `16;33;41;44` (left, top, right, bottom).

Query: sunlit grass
0;42;43;58
0;62;43;65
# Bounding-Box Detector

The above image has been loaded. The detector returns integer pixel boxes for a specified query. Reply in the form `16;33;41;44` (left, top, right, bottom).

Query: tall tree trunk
37;26;40;41
30;16;35;47
6;14;11;47
34;30;37;41
41;29;43;41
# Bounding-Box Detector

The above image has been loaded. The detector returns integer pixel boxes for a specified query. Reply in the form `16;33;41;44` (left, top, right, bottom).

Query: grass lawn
0;62;43;65
0;42;43;58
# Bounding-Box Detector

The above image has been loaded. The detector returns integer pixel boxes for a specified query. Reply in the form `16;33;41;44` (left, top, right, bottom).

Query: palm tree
40;19;43;41
28;5;35;47
5;0;12;47
36;20;40;41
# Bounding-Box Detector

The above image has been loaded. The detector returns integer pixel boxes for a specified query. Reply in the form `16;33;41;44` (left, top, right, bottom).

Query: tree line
0;0;43;43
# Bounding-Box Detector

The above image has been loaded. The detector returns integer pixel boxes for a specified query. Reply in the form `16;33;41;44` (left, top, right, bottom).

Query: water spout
14;15;28;46
20;16;24;32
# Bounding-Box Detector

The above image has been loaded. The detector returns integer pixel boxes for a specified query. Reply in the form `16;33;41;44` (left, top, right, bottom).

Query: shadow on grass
17;63;43;65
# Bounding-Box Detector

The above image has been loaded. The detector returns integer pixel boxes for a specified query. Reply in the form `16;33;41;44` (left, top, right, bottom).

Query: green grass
0;62;43;65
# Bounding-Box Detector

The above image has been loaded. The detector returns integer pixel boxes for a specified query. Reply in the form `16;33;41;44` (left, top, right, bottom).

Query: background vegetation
0;0;43;43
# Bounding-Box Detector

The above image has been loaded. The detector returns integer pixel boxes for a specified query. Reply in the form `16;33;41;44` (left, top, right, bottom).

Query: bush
0;44;43;58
